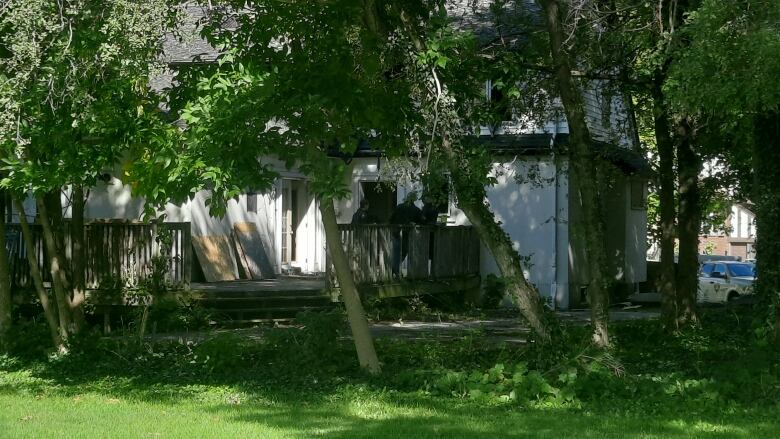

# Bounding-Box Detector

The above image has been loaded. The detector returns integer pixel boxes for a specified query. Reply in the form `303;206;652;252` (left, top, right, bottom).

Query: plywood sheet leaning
233;222;276;279
191;235;239;282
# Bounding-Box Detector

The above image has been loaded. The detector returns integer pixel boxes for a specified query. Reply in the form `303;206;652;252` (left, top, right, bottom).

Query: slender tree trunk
675;119;700;327
394;9;556;344
651;84;679;329
540;0;611;347
70;185;86;331
15;199;64;348
320;197;381;374
752;109;780;344
449;168;553;342
0;196;13;348
37;194;73;336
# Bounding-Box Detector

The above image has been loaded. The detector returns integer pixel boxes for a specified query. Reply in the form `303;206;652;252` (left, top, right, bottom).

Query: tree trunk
320;197;381;374
0;196;13;349
651;84;679;329
36;194;73;336
393;7;555;343
14;199;64;348
70;185;86;331
675;118;700;327
752;109;780;344
449;171;553;342
540;0;611;347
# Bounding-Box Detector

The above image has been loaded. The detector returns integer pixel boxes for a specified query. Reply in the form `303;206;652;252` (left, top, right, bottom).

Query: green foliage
1;307;779;423
430;362;578;406
482;274;507;309
0;0;178;196
2;319;52;360
145;291;212;333
262;310;351;372
667;0;780;115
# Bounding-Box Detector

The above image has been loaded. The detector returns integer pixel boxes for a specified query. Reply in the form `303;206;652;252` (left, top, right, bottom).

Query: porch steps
196;290;336;325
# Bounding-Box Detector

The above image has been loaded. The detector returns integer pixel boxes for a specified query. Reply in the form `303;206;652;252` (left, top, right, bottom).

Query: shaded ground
150;308;660;344
370;309;660;343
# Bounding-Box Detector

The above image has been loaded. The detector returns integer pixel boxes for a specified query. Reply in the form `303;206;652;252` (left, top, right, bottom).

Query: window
713;263;727;277
727;263;754;277
630;179;646;210
700;263;714;276
246;193;257;213
486;80;514;122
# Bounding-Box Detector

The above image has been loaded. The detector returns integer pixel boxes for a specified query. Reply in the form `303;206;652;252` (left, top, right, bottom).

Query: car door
707;263;729;302
698;263;714;303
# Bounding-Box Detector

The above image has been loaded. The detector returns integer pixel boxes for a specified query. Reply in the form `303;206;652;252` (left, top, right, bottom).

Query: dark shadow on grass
202;396;780;439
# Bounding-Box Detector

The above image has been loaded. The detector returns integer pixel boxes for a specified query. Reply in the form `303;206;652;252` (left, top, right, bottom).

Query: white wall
449;157;570;308
729;205;756;239
339;156;572;308
624;181;648;284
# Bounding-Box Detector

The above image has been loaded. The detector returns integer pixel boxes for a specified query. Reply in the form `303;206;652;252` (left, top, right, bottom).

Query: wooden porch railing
335;224;480;284
6;221;192;289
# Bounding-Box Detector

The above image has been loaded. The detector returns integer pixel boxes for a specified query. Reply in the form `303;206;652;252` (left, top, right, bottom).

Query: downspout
551;118;559;310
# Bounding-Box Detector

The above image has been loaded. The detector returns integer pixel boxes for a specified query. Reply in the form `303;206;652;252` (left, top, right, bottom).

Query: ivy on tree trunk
0;195;12;349
651;83;679;329
675;118;700;327
753;109;780;344
539;0;611;347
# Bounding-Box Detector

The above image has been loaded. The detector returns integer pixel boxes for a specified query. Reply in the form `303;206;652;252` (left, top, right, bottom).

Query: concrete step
198;296;332;309
197;289;328;300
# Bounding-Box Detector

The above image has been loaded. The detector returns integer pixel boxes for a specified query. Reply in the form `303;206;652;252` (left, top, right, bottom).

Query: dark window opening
489;83;514;122
361;182;397;223
246;193;257;213
630;179;646;210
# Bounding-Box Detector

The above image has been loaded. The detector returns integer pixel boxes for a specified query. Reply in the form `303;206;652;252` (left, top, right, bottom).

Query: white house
699;203;756;260
12;2;647;310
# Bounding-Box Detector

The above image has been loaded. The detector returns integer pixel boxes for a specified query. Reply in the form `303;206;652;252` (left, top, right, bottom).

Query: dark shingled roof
447;0;540;47
162;3;221;64
158;2;644;172
161;1;539;65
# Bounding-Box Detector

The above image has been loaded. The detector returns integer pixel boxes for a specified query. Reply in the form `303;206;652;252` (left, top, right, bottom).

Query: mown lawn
1;308;779;438
1;377;778;438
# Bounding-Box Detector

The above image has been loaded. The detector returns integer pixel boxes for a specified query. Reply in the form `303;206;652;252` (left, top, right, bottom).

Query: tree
389;2;558;343
558;0;707;330
0;196;11;348
0;0;177;345
534;0;613;346
130;1;420;373
664;0;780;341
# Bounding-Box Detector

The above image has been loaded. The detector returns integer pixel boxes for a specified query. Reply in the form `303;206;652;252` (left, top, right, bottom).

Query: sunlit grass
1;309;779;438
1;372;779;439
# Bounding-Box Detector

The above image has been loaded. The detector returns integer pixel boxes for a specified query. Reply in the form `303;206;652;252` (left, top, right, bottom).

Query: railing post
182;223;192;285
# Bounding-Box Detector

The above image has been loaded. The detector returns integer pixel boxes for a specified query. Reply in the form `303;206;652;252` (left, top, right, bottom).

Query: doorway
281;180;303;264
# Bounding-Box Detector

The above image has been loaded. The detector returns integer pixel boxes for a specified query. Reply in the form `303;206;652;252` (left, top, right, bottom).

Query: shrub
430;362;578;405
481;274;507;309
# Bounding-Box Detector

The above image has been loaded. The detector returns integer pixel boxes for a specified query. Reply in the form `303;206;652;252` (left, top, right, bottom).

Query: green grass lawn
1;375;778;439
1;309;780;438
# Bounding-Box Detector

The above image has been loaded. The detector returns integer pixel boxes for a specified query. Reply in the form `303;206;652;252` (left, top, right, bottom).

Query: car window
701;263;714;276
713;264;727;276
728;264;755;277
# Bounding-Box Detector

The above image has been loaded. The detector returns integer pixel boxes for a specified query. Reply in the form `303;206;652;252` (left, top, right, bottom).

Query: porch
6;221;481;316
335;224;481;299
